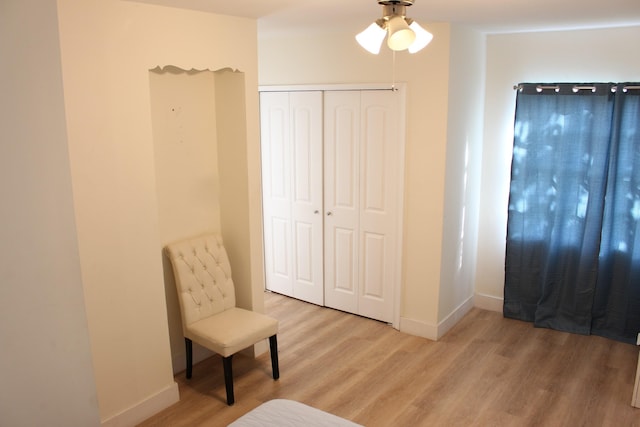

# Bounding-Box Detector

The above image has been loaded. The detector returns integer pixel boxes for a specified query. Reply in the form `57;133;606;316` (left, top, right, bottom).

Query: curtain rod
617;85;640;92
513;84;640;92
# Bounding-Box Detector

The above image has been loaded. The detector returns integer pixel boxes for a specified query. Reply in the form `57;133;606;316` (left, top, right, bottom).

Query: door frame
258;83;406;330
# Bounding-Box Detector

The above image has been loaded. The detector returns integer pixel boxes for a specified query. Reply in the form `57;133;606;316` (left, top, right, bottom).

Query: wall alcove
149;65;254;373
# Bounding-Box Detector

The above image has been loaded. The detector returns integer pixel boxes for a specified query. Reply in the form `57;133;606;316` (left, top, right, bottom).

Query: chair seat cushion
185;307;278;357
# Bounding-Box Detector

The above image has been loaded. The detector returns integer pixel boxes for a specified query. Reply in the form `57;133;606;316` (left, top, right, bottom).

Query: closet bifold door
323;90;400;323
260;91;324;306
261;87;402;324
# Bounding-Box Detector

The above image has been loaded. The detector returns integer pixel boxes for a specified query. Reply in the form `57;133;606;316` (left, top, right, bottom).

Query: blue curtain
504;83;640;344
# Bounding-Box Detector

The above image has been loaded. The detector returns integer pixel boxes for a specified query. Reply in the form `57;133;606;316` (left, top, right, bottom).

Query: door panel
333;105;358;207
324;90;399;323
266;216;291;293
293;221;314;286
261;92;293;296
333;227;357;310
362;231;385;299
362;106;386;211
358;91;399;322
289;92;324;305
261;91;324;305
324;91;360;313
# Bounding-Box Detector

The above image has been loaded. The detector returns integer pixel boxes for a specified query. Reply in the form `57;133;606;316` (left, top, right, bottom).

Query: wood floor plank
138;292;640;426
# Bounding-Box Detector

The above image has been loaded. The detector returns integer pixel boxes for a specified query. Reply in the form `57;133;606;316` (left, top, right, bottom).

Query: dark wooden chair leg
185;338;193;379
222;355;235;406
269;335;280;380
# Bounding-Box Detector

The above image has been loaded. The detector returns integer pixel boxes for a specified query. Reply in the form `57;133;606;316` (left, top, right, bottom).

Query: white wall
56;0;262;423
258;24;486;337
0;1;100;426
150;69;222;244
437;26;486;333
214;69;267;321
476;25;640;309
150;68;222;373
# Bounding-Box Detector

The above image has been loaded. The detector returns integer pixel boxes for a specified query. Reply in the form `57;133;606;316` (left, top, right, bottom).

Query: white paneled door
261;87;404;324
260;91;324;306
324;90;401;323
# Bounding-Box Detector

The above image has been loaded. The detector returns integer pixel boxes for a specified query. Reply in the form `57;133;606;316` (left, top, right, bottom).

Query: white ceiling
130;0;640;34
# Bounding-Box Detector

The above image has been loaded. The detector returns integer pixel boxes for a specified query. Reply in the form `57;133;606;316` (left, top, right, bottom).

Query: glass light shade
386;16;415;51
408;21;433;54
355;22;387;54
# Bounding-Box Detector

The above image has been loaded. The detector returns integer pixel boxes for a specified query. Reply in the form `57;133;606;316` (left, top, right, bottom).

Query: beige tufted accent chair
164;233;279;406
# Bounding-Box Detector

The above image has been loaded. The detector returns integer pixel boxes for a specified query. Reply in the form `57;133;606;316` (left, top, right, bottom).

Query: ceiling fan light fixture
386;15;415;51
355;0;432;54
356;20;387;54
407;20;433;53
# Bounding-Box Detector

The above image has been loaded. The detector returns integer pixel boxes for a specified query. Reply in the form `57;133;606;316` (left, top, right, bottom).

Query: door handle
326;211;333;216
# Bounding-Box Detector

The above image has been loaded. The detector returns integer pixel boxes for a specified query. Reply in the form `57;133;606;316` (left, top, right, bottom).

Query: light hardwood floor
139;292;640;426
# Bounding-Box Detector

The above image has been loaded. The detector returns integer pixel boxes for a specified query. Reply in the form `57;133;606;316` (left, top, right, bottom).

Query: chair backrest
164;233;236;328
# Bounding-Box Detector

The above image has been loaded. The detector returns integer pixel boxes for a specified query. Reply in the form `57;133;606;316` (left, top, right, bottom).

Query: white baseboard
101;382;179;427
399;295;475;341
436;296;475;339
399;316;438;341
474;293;503;312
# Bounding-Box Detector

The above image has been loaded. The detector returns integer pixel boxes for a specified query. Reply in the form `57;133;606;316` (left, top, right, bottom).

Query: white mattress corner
228;399;363;427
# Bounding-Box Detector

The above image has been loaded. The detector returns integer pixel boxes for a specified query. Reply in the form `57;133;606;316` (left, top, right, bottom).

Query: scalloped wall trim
150;65;243;74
